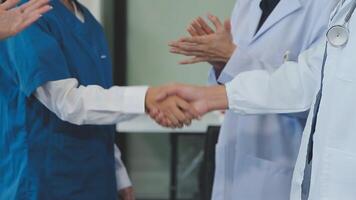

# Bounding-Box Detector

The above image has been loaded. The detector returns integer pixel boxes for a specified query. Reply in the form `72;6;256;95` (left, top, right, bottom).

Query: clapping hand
169;14;236;74
0;0;52;40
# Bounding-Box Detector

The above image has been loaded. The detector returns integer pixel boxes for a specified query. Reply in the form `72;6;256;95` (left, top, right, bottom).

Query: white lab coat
209;0;338;200
225;0;356;199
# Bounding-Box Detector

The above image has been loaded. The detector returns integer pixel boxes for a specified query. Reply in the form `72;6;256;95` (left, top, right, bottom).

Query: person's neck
61;0;75;13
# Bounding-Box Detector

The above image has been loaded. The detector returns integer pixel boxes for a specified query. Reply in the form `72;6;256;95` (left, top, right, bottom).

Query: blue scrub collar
51;0;90;32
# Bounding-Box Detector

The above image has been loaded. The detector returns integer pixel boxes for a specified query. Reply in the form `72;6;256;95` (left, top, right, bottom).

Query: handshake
145;83;228;128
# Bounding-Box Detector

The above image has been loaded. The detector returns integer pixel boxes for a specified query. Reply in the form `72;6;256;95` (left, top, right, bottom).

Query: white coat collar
251;0;302;42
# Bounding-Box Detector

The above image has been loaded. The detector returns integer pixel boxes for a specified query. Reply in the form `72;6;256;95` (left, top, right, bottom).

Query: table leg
170;133;178;200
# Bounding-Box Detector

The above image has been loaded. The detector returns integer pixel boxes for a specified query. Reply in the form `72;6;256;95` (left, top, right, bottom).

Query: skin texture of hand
186;16;226;72
145;85;200;128
0;0;52;40
118;186;135;200
169;14;236;70
154;95;196;128
151;83;229;125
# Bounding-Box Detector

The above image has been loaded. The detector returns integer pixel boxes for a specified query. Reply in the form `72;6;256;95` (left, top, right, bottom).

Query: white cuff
122;86;149;114
116;165;132;191
225;81;235;111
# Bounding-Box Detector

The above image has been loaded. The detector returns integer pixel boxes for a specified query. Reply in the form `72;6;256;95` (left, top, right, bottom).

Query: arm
35;78;148;125
225;42;324;114
158;41;325;116
115;145;132;190
35;79;200;127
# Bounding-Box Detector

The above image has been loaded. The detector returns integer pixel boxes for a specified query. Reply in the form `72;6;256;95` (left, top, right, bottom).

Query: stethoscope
327;0;356;48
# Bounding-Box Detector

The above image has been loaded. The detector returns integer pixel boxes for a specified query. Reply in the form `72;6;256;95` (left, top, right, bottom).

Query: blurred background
79;1;236;200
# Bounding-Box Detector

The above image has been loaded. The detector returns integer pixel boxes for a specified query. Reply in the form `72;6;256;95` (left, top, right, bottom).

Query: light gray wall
127;0;237;86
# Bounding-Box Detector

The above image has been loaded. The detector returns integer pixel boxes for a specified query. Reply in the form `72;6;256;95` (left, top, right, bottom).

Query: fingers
175;97;200;119
196;17;214;34
179;36;206;44
0;0;20;10
208;14;223;31
163;98;192;127
20;5;52;30
224;19;232;32
20;0;50;16
152;96;200;128
187;26;198;37
155;86;178;102
165;110;183;128
190;20;206;36
188;17;214;37
169;41;205;53
170;47;207;57
180;56;209;65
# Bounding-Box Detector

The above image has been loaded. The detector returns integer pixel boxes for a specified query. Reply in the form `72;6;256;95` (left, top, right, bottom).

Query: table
117;112;223;200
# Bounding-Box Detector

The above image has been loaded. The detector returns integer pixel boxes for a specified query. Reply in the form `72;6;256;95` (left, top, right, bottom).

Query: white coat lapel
252;0;302;42
234;0;263;46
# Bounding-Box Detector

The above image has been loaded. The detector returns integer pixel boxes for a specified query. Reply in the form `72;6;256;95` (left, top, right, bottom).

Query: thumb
155;85;179;101
224;19;231;32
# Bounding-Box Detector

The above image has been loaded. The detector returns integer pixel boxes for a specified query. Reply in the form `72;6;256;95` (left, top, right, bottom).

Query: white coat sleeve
208;68;220;85
115;144;132;191
225;42;325;114
34;78;148;125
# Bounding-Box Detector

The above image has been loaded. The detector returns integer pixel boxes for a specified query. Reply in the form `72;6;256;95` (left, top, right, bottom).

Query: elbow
57;110;86;126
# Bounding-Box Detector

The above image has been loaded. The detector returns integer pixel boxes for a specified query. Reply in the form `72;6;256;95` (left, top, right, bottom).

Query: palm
0;0;51;40
0;9;23;37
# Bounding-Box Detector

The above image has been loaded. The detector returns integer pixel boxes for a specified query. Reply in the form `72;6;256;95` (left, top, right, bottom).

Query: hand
145;85;200;128
186;16;214;36
185;16;226;71
118;186;135;200
151;95;197;128
0;0;52;40
162;83;229;114
169;14;236;68
151;83;229;124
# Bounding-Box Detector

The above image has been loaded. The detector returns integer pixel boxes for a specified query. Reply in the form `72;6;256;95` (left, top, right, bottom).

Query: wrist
203;85;229;112
145;87;156;114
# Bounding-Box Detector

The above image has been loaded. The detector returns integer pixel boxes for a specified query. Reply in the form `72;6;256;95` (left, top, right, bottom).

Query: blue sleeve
6;18;71;97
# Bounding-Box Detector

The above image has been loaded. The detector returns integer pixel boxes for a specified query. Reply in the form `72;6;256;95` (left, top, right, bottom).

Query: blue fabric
0;1;117;199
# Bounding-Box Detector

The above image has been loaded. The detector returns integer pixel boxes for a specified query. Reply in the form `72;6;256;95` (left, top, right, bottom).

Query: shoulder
300;0;339;11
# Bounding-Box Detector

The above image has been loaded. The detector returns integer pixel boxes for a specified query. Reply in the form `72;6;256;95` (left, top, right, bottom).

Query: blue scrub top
0;1;117;199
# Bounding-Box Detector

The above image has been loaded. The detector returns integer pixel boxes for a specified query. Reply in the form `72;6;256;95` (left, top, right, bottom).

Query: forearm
218;48;277;83
35;78;148;125
115;145;132;191
203;85;229;112
212;43;324;114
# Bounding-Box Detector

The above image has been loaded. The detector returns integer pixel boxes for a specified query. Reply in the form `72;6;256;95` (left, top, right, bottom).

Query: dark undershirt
256;0;281;33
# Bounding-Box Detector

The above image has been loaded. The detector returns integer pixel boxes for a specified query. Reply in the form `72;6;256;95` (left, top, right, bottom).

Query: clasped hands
145;84;228;129
145;84;209;128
